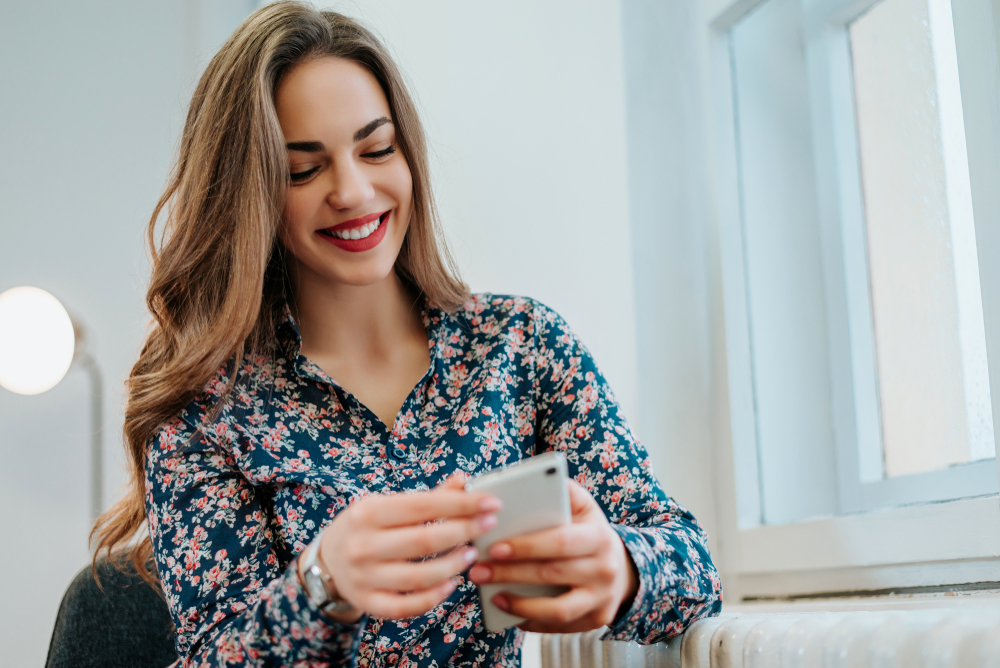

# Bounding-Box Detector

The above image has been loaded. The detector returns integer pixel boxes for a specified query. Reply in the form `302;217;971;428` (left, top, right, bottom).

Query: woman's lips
317;211;390;253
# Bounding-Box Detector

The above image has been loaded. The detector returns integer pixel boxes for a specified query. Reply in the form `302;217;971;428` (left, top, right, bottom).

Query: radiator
539;608;1000;668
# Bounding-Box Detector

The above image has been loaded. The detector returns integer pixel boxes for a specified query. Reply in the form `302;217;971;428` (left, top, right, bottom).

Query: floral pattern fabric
145;294;722;667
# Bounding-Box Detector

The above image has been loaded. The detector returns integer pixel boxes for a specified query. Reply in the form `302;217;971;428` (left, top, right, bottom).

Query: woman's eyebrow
286;141;324;152
284;118;390;152
354;116;391;142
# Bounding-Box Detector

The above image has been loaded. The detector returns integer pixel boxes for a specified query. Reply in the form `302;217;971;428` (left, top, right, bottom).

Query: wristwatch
301;537;355;614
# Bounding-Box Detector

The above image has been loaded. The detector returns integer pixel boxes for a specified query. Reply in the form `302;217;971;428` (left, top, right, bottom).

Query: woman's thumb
438;471;468;490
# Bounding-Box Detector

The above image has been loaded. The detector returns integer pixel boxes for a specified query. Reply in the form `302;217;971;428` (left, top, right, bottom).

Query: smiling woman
88;2;721;666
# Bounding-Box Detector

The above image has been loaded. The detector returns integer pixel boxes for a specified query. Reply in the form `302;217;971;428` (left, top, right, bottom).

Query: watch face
304;566;328;604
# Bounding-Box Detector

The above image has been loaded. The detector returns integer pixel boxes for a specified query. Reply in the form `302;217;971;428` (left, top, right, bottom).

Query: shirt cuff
602;524;658;641
601;524;719;644
258;562;368;663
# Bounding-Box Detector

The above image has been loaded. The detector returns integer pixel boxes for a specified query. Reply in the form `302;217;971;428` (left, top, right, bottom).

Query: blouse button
391;447;406;459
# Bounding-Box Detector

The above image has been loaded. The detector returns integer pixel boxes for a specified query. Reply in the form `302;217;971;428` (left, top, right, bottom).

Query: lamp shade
0;286;76;395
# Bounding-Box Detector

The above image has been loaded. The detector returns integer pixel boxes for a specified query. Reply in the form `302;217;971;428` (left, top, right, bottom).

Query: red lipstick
317;210;390;253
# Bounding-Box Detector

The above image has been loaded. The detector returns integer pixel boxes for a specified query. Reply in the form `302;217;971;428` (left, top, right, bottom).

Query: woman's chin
322;261;401;290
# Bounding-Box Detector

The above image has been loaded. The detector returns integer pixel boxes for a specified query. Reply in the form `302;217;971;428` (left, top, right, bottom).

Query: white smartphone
464;451;571;632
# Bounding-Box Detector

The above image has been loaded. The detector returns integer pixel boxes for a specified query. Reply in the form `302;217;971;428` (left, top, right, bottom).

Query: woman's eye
361;145;396;160
289;166;320;182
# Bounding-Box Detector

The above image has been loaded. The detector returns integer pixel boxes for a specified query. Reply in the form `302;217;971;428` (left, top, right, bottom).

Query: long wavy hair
91;1;468;583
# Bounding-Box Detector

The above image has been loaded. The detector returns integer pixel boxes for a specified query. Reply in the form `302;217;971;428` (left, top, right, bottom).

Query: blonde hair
92;1;468;582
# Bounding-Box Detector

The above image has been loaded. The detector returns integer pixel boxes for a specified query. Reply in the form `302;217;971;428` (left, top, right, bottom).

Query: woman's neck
290;268;426;363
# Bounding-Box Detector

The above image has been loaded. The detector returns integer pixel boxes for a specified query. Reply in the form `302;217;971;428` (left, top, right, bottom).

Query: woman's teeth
331;217;382;240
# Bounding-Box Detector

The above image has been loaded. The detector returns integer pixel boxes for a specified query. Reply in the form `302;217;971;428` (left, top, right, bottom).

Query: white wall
0;1;641;664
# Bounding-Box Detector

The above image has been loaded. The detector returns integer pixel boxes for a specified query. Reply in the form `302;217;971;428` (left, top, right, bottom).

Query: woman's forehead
276;57;390;144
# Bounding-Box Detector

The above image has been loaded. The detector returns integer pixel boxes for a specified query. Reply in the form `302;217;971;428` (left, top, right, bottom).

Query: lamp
0;286;103;520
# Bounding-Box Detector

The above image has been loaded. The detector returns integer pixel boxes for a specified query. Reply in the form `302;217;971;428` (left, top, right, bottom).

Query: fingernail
489;542;512;560
493;594;510;612
463;547;479;564
479;496;502;512
478;514;498;530
468;564;492;582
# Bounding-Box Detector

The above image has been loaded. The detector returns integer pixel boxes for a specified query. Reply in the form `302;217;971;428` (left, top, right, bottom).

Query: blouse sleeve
145;408;367;667
529;302;723;643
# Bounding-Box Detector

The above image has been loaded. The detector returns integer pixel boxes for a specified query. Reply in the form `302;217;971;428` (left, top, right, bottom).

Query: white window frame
705;0;1000;600
821;0;997;513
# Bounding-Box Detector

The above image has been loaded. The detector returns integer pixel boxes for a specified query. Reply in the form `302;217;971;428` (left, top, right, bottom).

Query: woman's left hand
466;480;639;633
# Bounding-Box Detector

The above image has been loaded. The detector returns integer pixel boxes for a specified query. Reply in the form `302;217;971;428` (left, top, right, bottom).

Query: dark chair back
45;555;178;668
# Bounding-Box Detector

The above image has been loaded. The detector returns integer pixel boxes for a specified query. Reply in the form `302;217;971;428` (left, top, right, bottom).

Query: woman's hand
302;473;501;623
466;480;639;633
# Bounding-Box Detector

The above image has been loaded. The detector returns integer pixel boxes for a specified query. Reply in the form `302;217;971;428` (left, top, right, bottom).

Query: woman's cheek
283;193;323;244
384;160;413;211
285;190;310;225
281;196;301;236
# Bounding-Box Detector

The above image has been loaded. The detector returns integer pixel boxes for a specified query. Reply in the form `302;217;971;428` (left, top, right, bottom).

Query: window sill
728;495;1000;600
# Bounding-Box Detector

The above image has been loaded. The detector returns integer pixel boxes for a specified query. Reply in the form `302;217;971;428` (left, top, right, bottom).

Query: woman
92;3;722;666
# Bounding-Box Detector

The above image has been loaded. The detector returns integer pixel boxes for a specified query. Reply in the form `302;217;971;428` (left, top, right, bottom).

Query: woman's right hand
310;473;501;622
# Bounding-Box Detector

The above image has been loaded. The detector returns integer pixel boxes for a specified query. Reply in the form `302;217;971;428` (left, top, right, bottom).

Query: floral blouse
145;294;722;667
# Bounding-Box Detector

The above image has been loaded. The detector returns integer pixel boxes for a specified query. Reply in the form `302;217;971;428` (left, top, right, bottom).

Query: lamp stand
78;352;103;520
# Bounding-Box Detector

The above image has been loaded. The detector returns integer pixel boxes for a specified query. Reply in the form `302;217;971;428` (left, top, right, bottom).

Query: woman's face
275;57;413;288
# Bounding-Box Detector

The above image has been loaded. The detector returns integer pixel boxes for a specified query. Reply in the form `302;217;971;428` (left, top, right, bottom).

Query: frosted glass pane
850;0;994;477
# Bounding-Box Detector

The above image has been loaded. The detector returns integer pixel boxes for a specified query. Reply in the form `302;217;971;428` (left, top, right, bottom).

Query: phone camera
545;467;557;475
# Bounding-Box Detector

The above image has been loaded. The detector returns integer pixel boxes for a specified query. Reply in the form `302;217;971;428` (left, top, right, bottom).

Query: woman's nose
325;161;374;210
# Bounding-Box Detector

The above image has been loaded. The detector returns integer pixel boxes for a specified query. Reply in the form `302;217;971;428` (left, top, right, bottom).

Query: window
708;0;1000;599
